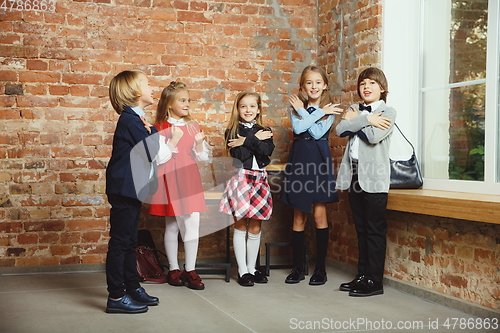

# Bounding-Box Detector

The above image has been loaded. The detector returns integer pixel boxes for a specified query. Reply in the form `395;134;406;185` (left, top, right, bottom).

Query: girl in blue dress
281;65;343;285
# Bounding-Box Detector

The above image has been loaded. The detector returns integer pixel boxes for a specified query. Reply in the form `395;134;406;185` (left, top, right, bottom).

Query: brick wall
318;0;499;310
0;0;318;267
2;0;498;311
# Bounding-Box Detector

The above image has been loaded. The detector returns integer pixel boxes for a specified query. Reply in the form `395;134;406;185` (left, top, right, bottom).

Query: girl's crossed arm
229;130;274;157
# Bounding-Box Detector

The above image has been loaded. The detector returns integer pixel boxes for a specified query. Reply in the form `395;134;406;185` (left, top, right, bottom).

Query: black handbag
390;124;423;189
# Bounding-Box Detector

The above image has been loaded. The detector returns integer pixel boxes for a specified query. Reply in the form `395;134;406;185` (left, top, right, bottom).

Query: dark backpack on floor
136;229;168;283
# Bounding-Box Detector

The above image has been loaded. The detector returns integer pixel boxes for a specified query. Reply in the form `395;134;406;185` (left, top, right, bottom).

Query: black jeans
106;194;142;298
348;166;388;283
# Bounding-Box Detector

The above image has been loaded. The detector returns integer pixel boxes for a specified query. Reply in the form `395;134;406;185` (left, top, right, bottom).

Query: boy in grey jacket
336;68;396;297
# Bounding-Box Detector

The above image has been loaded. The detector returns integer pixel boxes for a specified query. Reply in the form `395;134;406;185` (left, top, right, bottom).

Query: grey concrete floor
0;266;497;333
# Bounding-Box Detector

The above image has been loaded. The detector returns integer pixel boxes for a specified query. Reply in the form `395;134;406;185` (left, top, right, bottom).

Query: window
382;0;500;195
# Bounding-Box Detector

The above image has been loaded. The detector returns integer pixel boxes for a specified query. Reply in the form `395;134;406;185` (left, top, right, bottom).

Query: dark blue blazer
106;107;159;202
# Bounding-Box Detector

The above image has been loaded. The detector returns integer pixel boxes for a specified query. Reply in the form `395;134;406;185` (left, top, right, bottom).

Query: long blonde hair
155;81;196;134
294;65;334;120
224;92;268;153
109;70;145;114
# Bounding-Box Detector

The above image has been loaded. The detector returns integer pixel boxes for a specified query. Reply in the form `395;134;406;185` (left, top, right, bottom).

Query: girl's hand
367;112;391;130
255;130;273;141
322;103;343;115
194;131;205;145
228;134;246;148
288;94;304;111
170;126;184;146
342;107;358;120
141;116;153;134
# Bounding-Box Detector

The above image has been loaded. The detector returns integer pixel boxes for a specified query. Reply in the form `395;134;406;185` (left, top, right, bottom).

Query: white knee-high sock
164;218;180;271
233;228;248;277
246;231;261;274
178;213;200;272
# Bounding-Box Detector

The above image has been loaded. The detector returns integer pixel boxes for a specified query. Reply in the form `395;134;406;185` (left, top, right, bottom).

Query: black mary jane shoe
308;268;327;285
339;274;365;292
349;278;384;297
285;266;305;284
127;287;159;306
252;270;268;284
238;273;254;286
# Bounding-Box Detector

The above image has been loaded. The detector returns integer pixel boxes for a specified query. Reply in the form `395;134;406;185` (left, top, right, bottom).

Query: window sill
387;189;500;224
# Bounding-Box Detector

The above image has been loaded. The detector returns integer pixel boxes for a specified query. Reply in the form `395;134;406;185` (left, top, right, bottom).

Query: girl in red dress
149;81;211;290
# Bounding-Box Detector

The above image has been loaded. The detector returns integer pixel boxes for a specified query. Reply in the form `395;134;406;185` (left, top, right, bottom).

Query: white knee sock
178;213;200;272
233;228;248;277
246;231;261;274
164;218;180;271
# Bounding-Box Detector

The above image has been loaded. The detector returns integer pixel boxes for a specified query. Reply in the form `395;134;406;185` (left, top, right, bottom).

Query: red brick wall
318;0;499;310
0;0;318;267
2;0;498;311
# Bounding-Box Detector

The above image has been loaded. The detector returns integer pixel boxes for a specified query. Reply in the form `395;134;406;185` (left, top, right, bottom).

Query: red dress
149;121;206;216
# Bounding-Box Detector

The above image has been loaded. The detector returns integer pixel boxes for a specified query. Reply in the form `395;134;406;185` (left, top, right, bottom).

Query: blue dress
280;105;339;212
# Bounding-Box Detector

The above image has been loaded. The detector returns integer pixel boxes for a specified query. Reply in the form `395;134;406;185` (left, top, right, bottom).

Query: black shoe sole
339;286;351;291
253;279;268;284
106;307;148;314
309;278;327;286
285;275;305;284
238;281;254;286
136;300;159;306
349;289;384;297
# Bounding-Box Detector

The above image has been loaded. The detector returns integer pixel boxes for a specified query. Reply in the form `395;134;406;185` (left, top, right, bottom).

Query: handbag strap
394;123;416;155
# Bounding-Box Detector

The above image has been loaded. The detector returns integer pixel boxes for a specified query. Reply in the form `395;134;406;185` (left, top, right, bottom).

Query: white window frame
382;0;500;195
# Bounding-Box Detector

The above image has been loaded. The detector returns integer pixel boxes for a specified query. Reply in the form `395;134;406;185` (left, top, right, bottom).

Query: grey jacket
335;101;397;193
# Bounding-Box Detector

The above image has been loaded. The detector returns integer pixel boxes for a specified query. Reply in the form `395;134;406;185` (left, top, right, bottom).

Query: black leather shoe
339;274;365;292
106;294;148;314
238;273;254;286
128;287;159;306
349;278;383;297
309;268;327;285
285;266;305;284
252;270;268;284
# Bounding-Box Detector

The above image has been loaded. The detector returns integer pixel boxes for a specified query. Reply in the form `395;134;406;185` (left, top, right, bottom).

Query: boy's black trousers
348;166;388;283
106;194;142;298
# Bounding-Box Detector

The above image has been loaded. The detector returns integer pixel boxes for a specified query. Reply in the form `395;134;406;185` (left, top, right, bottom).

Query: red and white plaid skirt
219;168;273;220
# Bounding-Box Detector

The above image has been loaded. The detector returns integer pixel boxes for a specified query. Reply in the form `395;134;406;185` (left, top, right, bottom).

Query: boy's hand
342;107;358;120
255;130;273;141
141;116;153;134
289;94;304;111
228;134;246;148
170;126;184;146
194;131;205;145
322;103;343;115
367;112;391;130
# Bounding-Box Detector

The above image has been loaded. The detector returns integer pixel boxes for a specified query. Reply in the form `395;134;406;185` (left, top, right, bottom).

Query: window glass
423;0;488;88
422;0;487;181
422;84;485;180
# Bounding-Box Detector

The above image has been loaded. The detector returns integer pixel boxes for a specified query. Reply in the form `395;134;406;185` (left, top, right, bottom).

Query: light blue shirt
290;105;334;140
130;106;146;118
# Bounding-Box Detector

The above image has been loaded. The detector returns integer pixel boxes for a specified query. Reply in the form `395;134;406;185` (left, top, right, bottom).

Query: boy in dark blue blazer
105;70;160;313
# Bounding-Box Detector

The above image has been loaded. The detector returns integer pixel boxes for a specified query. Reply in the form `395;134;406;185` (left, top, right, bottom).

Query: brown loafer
180;269;205;290
167;269;184;286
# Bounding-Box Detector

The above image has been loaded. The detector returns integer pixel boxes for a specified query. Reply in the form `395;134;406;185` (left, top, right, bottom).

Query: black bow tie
306;106;315;114
359;104;372;112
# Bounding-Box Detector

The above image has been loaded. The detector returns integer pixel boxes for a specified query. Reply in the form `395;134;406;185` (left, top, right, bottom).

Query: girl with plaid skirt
219;92;275;287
